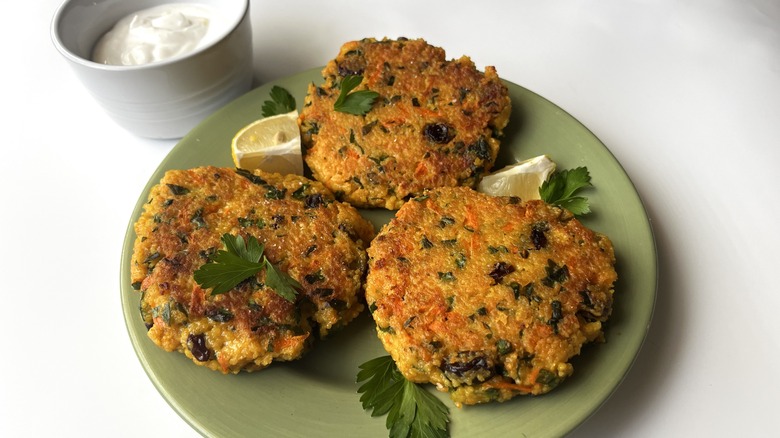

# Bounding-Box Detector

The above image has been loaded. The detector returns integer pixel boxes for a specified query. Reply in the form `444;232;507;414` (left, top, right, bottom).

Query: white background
2;0;778;436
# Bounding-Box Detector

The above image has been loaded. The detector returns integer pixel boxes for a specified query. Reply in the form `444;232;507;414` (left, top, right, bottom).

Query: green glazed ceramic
120;68;656;437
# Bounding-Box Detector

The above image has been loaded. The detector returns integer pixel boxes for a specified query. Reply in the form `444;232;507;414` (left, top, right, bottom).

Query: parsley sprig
334;75;379;115
193;234;300;301
539;167;593;215
357;356;450;438
261;86;297;117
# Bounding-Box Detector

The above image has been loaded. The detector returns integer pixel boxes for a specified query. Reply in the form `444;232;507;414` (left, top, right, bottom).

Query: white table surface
3;0;778;436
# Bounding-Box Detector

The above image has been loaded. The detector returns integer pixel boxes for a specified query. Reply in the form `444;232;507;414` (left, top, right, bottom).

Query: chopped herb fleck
238;216;266;229
438;271;456;282
454;253;467;269
205;308;234;323
439;216;456;228
143;251;160;266
496;339;513;355
190;209;206;229
291;184;310;200
152;302;172;325
379;325;396;334
488;245;509;254
235;168;267;185
542;259;569;287
535;369;561;389
467;137;490;160
166;184;190;196
362;120;378;135
304;269;326;284
264;185;286;200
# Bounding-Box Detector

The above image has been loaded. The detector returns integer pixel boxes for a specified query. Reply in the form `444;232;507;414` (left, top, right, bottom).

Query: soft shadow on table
570;198;685;437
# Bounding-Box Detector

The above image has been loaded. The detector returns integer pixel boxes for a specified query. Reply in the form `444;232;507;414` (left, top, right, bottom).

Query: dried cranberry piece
187;333;211;362
488;262;515;284
531;227;547;249
304;193;325;209
442;356;489;376
423;123;455;144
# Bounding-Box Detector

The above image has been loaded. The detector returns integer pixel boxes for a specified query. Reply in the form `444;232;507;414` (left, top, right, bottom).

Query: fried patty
365;187;617;405
299;37;511;209
130;166;374;373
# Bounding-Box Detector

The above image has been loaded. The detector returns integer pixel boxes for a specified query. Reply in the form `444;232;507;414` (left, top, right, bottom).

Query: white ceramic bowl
51;0;253;139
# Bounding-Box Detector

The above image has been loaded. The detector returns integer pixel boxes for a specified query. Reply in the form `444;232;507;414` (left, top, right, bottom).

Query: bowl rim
50;0;250;71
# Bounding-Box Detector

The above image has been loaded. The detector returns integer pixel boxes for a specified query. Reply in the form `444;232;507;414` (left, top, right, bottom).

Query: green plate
120;68;656;437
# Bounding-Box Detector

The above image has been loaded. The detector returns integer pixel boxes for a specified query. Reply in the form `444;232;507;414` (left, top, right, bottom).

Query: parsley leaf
334;75;379;115
193;250;264;295
357;355;449;438
539;166;593;215
193;234;300;301
263;256;301;302
261;86;297;117
223;232;264;262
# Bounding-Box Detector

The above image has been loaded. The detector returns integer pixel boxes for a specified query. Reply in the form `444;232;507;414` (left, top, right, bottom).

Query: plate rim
120;67;658;437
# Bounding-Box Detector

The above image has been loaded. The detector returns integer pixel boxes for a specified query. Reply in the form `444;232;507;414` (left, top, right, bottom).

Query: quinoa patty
364;187;617;405
130;166;374;373
299;37;511;209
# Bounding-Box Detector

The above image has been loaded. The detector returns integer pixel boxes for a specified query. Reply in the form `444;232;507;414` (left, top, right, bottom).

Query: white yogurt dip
92;3;226;66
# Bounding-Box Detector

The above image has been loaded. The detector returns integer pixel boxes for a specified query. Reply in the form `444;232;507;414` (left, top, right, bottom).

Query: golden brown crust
364;187;616;405
299;37;511;209
130;166;374;373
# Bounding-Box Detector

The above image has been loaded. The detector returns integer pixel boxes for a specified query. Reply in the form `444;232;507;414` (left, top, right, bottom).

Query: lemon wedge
231;111;303;175
478;155;556;200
